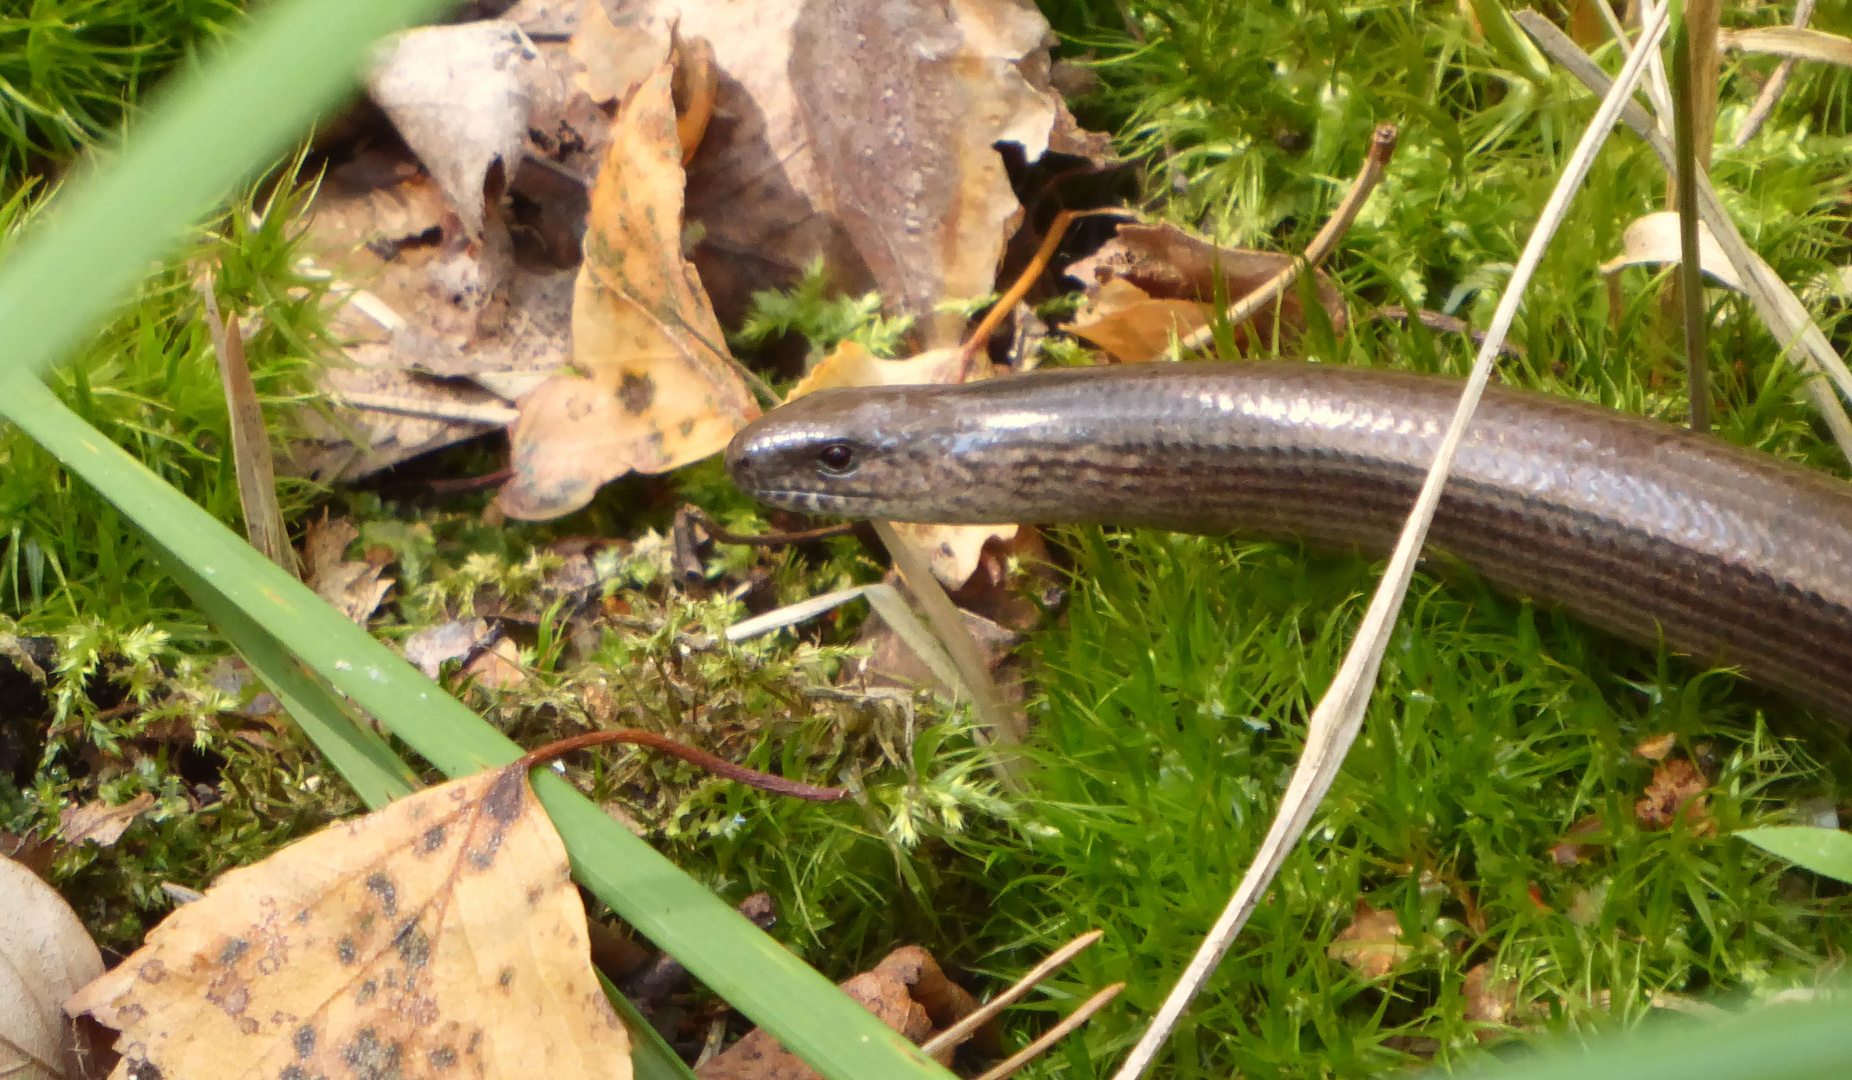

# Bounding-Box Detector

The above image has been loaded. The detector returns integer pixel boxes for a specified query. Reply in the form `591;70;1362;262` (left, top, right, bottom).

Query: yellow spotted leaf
498;59;756;521
65;762;630;1080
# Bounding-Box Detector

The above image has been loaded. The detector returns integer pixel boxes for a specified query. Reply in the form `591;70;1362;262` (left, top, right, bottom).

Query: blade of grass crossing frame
0;376;951;1080
1670;0;1712;432
0;0;448;383
1451;989;1852;1080
600;973;700;1080
155;545;420;809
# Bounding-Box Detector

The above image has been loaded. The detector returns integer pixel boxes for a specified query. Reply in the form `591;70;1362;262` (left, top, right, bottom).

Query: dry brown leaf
499;60;757;520
1633;732;1678;761
65;761;631;1080
601;0;1108;337
697;946;975;1079
572;1;666;104
366;21;534;243
1598;211;1746;292
304;517;395;625
1063;222;1345;358
58;793;156;850
1635;758;1713;832
1326;900;1412;979
1067;278;1209;364
404;619;495;680
1461;962;1520;1039
463;637;527;690
1548;813;1604;866
2;856;106;1080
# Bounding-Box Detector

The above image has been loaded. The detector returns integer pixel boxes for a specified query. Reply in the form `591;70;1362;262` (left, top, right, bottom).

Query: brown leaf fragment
1067;278;1208;364
1462;962;1520;1039
1327;900;1411;979
366;21;535;242
304;517;395;625
1548;814;1605;866
498;61;757;520
58;794;156;850
65;761;632;1080
605;0;1109;333
463;637;527;690
1633;732;1677;760
1635;758;1713;832
571;0;666;104
696;946;972;1080
1063;222;1345;359
403;619;495;680
3;857;106;1080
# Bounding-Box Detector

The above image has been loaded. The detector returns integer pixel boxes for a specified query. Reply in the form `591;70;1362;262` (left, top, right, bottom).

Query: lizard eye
817;442;856;475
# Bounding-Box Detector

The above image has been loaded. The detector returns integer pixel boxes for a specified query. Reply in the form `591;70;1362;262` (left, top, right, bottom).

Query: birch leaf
65;761;631;1080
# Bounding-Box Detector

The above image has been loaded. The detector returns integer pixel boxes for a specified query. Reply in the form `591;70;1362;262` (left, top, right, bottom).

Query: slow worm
724;362;1852;723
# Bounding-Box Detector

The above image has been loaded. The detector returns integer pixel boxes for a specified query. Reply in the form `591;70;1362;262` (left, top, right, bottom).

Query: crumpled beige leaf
1598;211;1746;291
1064;222;1346;361
58;793;156;850
367;21;535;241
304;517;394;625
65;761;631;1080
2;857;105;1080
498;60;757;520
599;0;1109;339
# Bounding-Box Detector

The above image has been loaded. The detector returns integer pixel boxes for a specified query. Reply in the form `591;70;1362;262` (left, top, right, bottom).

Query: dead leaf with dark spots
58;793;156;850
1633;732;1677;760
1063;222;1346;361
65;759;631;1080
1635;758;1713;832
1326;900;1411;979
1549;814;1605;866
2;856;106;1080
304;517;395;625
696;946;976;1079
499;60;757;520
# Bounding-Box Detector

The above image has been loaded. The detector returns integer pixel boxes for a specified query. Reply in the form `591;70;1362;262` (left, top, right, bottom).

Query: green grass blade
600;972;701;1080
1449;991;1852;1079
0;377;950;1080
155;542;419;809
1736;827;1852;884
0;0;446;383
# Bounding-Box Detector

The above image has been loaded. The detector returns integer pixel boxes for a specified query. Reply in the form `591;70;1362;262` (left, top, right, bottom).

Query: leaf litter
65;750;635;1080
2;856;106;1080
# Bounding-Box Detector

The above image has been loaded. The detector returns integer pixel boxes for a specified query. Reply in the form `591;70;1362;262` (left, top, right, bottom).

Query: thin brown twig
1179;123;1398;352
517;729;848;802
956;208;1131;378
973;982;1126;1080
921;930;1105;1057
681;505;858;547
1734;0;1818;147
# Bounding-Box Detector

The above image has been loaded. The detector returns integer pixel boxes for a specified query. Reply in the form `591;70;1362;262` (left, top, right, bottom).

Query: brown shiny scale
725;361;1852;723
